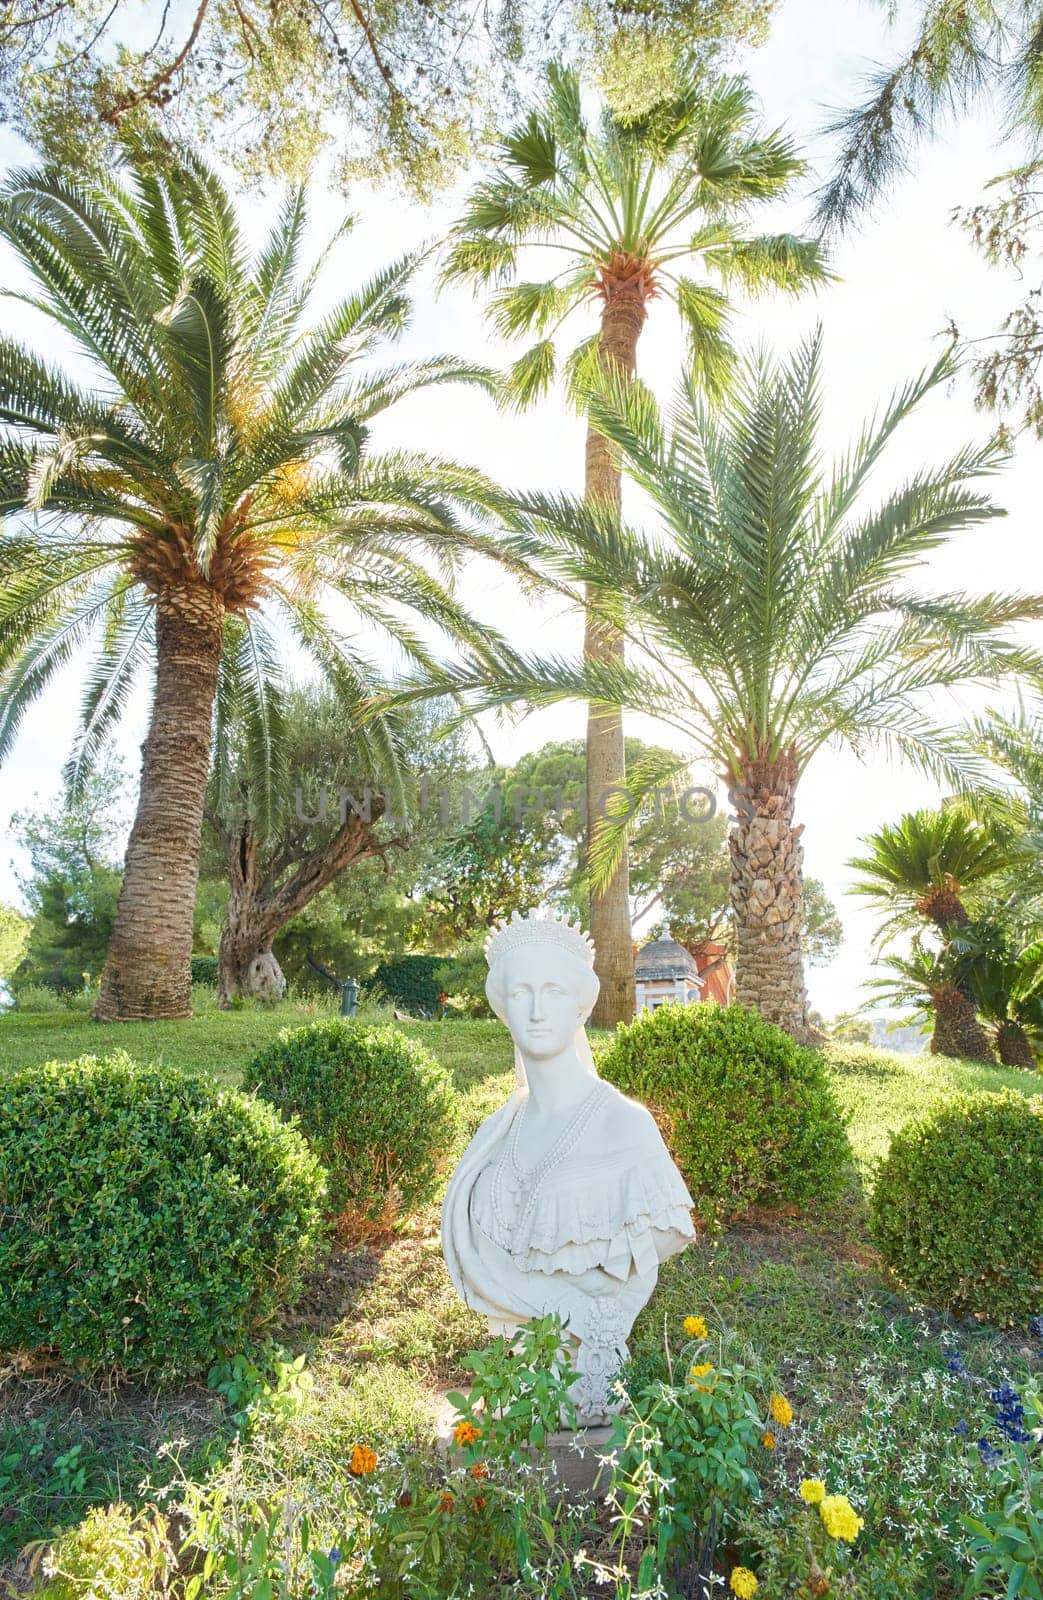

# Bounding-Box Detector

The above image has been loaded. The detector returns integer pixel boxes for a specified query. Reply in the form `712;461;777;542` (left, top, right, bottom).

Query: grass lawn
0;1002;1040;1594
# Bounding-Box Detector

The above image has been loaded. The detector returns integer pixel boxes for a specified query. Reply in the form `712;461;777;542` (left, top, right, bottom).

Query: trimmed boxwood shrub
250;1019;458;1234
0;1052;327;1381
371;954;443;1016
190;954;219;986
598;1002;850;1225
871;1089;1043;1326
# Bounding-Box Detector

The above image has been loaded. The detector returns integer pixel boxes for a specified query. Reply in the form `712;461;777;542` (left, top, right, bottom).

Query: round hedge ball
0;1052;327;1381
871;1089;1043;1327
598;1002;851;1225
249;1019;458;1235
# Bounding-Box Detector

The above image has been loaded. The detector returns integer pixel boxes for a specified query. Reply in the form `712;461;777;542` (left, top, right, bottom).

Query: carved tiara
484;909;596;970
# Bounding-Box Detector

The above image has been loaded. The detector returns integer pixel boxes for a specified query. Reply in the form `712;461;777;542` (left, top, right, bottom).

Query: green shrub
249;1019;458;1233
11;981;66;1013
370;954;443;1016
598;1003;850;1225
871;1090;1043;1326
433;944;492;1018
0;1053;327;1381
190;954;219;986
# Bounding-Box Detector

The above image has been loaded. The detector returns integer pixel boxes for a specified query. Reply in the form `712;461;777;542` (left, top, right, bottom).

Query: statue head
485;911;600;1067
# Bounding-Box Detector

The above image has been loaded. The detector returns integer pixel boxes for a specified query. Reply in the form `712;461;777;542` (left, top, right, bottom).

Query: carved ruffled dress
441;1079;695;1421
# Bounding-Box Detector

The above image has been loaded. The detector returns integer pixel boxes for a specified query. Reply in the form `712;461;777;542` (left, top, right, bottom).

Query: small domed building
633;934;736;1014
634;935;705;1014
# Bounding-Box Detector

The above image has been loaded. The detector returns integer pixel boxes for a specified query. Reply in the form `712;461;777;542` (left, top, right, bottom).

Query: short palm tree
443;64;828;1025
0;146;507;1020
869;938;996;1063
849;805;1022;1062
410;333;1043;1041
955;923;1043;1069
849;807;1017;936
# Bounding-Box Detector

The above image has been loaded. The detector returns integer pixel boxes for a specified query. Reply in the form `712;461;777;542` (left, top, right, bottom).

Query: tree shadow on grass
282;1240;383;1334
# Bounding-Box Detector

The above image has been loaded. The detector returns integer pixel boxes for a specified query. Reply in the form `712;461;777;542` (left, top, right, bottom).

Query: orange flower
349;1444;377;1476
471;1461;489;1480
396;1490;413;1508
454;1420;481;1447
472;1495;487;1510
761;1431;776;1449
768;1393;794;1428
438;1492;455;1515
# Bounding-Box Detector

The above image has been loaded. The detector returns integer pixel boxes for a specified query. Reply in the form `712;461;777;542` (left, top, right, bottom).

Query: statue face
500;945;586;1060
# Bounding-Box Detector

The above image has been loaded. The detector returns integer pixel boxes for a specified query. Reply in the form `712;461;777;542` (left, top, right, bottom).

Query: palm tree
849;807;1017;935
0;145;510;1021
407;334;1043;1041
442;65;828;1025
956;923;1043;1069
869;939;996;1064
850;808;1021;1064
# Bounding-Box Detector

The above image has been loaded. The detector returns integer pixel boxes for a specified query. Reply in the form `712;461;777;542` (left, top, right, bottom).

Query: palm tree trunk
995;1020;1035;1069
729;755;817;1043
584;285;645;1027
93;584;224;1020
930;987;995;1063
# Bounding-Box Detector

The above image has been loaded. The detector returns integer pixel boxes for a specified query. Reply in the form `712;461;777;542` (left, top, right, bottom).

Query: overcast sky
1;0;1040;1018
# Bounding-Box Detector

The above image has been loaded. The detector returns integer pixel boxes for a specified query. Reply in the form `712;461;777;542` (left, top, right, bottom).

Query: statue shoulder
599;1081;666;1149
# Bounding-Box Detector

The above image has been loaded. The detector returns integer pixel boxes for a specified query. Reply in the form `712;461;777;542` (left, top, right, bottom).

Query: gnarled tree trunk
995;1020;1035;1069
930;987;995;1063
728;755;818;1044
217;801;403;1006
94;583;224;1021
585;279;645;1027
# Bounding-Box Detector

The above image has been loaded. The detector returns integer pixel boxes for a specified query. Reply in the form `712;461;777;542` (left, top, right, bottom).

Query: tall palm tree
407;334;1043;1041
0;146;509;1021
442;65;828;1025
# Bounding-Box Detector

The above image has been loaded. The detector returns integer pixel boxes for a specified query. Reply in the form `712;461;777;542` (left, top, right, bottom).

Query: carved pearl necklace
490;1080;610;1257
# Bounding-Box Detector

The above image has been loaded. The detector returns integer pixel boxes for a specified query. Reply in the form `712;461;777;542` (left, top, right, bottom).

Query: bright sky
2;0;1041;1019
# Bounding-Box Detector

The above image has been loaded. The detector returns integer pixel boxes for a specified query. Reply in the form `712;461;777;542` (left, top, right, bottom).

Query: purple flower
952;1419;969;1439
977;1437;1004;1468
991;1381;1032;1444
944;1347;970;1379
328;1548;342;1567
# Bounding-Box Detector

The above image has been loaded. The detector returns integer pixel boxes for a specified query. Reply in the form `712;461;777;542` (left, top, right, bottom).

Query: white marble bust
441;910;695;1423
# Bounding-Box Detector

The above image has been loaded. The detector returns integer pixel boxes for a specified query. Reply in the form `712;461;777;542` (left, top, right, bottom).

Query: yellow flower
730;1567;758;1598
687;1362;716;1390
349;1444;377;1476
768;1392;794;1427
454;1420;480;1446
819;1494;864;1543
761;1431;776;1449
683;1315;708;1339
799;1479;826;1504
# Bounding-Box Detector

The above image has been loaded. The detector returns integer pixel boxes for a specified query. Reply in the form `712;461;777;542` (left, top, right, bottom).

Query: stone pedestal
432;1397;613;1498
